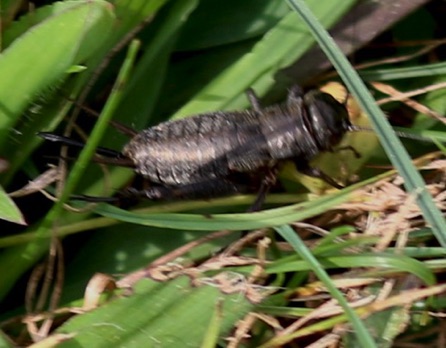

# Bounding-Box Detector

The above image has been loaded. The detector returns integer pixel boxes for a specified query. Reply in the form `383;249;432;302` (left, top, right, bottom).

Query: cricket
39;85;358;210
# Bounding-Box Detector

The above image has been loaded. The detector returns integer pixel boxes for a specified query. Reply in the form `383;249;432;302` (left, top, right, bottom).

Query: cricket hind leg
247;167;279;212
137;168;279;212
73;173;276;211
112;178;251;202
69;180;243;203
245;88;263;112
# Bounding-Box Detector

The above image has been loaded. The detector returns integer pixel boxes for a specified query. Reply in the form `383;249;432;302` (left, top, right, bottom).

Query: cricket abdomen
122;111;268;186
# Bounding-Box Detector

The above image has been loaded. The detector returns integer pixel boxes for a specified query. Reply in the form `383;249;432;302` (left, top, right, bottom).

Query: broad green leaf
176;0;290;50
173;0;357;117
0;0;115;151
56;277;253;348
59;225;239;303
1;0;168;184
0;38;139;302
0;185;25;225
3;1;90;48
0;0;183;303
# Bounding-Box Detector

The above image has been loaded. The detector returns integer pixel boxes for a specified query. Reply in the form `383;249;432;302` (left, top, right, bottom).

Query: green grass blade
270;225;376;348
266;253;435;286
89;186;356;231
360;61;446;80
287;0;446;247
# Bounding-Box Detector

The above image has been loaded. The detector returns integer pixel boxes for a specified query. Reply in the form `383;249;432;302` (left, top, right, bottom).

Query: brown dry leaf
279;296;376;337
338;174;446;247
28;333;75;348
372;81;446;123
9;166;60;198
295;277;381;297
362;284;446;314
82;273;116;311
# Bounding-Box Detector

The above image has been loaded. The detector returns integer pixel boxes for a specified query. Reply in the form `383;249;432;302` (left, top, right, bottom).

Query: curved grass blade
91;185;357;231
286;0;446;247
266;253;435;286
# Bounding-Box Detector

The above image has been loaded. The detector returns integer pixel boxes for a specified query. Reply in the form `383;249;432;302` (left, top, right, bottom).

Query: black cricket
39;85;355;210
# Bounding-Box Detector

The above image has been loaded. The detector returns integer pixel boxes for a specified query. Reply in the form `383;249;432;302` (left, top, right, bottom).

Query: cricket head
303;90;353;150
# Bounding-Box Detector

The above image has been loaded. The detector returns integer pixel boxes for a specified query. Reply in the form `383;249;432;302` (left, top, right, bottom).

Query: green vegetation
0;1;445;347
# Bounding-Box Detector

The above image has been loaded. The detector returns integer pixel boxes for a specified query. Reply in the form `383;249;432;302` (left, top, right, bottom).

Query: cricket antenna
61;95;138;137
348;124;436;143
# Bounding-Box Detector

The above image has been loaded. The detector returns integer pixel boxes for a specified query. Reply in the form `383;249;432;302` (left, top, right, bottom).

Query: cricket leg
246;88;263;112
71;179;249;204
121;179;249;201
294;160;344;189
247;167;279;212
286;85;305;106
337;145;361;158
